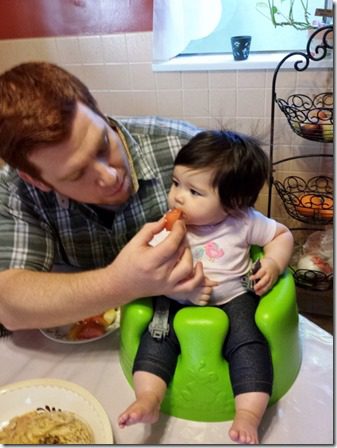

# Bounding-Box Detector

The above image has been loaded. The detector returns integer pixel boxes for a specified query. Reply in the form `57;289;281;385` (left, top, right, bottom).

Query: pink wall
0;0;153;39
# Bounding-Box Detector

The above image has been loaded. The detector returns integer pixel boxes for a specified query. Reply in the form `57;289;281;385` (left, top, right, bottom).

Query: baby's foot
229;409;260;444
118;392;161;428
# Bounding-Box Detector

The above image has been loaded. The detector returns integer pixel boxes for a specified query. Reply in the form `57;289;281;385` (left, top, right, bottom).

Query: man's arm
0;219;204;330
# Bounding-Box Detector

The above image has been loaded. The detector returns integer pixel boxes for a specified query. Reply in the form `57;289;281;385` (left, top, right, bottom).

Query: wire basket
289;228;333;291
276;92;333;142
274;175;333;225
290;267;333;291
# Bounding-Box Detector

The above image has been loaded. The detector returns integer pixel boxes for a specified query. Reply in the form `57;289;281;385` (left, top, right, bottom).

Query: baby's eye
190;189;202;196
172;179;179;187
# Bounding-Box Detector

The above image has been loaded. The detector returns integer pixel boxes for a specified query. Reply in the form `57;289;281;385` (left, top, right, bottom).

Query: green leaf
256;2;268;9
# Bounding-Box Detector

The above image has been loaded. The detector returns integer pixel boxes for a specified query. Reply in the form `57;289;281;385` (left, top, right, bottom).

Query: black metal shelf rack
267;25;333;292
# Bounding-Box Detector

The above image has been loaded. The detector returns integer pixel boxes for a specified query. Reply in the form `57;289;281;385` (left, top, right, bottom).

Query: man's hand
109;218;205;301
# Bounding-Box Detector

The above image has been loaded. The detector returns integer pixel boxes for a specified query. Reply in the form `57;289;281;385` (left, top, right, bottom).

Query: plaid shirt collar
107;116;158;181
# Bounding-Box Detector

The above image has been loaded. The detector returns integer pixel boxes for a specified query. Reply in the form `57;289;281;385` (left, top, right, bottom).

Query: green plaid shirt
0;116;200;272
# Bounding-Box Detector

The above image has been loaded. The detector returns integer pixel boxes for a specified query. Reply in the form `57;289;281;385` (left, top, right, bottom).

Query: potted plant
256;0;333;55
256;0;331;30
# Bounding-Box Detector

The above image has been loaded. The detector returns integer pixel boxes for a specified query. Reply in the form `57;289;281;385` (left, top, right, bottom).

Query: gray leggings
133;292;273;396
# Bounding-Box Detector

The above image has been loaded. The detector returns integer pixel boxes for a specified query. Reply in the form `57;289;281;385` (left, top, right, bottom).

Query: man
0;62;208;330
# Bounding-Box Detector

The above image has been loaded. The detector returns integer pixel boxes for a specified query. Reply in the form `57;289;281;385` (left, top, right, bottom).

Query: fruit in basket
322;124;333;142
295;194;333;220
295;194;318;217
300;122;322;139
318;111;333;142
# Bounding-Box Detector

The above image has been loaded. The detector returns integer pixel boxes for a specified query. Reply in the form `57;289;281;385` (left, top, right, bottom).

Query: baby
118;129;294;444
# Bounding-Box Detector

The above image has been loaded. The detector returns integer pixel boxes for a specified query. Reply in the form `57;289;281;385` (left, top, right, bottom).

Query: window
182;0;330;55
152;0;333;71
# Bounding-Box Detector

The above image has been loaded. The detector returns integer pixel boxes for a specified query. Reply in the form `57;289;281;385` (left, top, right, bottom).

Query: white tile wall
56;37;82;64
101;34;129;63
0;31;333;221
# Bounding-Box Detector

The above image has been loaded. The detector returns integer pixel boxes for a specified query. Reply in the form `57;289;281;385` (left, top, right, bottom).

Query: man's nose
96;161;117;187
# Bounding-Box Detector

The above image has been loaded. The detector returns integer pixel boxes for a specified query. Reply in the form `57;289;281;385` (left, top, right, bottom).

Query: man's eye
97;134;110;157
69;170;85;182
98;144;109;158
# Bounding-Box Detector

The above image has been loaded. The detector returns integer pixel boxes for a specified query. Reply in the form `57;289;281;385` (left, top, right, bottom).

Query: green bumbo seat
119;246;302;422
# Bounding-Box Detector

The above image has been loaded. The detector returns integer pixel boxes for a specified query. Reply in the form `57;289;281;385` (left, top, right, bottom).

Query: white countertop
0;315;333;445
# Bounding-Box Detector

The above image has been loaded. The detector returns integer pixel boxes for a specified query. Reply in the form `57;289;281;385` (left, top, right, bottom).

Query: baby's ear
17;170;52;192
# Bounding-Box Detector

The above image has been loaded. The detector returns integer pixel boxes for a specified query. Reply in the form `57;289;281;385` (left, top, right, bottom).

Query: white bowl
40;308;120;344
0;378;113;444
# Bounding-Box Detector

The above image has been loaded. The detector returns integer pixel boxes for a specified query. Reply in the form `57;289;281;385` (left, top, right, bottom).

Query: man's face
27;102;133;205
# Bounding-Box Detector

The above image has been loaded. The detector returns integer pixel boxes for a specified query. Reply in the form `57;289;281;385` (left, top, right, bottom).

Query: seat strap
241;259;261;292
148;296;171;340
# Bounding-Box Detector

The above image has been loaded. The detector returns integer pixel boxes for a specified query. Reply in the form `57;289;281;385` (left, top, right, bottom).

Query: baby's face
168;165;226;226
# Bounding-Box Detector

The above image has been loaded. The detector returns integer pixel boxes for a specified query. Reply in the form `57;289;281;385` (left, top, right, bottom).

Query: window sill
152;52;333;72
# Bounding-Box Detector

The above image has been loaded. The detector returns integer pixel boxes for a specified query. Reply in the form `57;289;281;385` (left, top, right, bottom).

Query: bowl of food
0;378;113;444
40;308;120;344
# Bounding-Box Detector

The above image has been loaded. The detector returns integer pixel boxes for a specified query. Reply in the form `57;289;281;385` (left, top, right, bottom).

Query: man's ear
17;170;52;192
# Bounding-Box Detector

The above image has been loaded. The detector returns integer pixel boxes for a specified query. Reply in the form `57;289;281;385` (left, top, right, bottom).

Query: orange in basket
295;194;333;220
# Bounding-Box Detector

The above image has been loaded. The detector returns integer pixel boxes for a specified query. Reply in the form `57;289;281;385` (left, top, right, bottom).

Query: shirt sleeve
246;208;277;247
0;171;55;272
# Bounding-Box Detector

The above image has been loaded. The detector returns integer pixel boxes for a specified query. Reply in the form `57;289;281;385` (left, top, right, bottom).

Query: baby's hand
188;275;217;306
251;257;280;296
170;271;218;306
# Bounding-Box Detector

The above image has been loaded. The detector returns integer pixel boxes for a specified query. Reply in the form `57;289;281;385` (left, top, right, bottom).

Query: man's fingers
171;260;205;292
132;219;166;246
169;253;200;287
152;220;187;263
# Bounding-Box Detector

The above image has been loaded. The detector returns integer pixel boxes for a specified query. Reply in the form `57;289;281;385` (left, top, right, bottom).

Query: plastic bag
297;228;333;273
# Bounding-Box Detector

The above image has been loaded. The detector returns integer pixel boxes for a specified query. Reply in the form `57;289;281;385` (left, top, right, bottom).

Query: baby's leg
118;371;167;428
229;391;269;444
221;293;273;444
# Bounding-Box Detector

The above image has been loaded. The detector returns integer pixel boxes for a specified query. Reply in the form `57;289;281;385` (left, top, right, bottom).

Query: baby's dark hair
174;129;269;210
